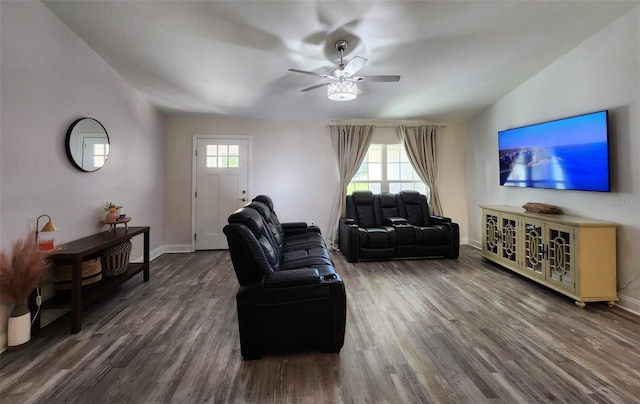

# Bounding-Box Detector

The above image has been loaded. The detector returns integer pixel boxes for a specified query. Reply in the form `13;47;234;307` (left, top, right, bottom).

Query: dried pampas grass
0;236;50;305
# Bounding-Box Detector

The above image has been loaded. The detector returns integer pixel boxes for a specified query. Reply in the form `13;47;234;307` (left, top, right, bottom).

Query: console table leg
143;229;150;282
70;257;83;334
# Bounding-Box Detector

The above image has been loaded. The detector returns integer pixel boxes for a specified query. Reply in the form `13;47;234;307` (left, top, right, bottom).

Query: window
93;143;109;168
347;144;427;195
206;144;239;168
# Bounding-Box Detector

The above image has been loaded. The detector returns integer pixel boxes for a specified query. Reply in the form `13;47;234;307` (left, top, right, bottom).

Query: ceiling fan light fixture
327;79;358;101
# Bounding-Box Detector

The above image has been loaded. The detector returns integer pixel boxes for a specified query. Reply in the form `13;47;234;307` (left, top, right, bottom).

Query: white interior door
194;137;249;250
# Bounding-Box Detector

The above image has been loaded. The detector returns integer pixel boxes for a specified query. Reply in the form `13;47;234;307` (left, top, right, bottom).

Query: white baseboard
150;246;165;260
130;246;166;263
468;240;482;250
163;244;192;254
617;294;640;316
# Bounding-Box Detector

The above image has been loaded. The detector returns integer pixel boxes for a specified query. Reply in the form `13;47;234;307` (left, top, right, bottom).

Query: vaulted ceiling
43;1;638;122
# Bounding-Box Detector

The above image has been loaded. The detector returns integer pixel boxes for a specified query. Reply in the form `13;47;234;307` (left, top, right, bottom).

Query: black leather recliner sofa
223;195;346;359
339;190;459;263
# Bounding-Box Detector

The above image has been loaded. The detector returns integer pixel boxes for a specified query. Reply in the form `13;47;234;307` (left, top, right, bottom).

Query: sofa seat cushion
283;246;331;262
414;225;451;245
358;226;396;248
283;233;326;249
281;244;333;269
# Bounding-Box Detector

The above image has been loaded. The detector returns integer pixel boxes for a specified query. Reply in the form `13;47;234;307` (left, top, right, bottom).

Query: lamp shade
327;80;357;101
40;220;57;233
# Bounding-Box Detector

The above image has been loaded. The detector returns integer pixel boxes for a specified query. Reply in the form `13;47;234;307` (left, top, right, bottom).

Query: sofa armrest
282;221;309;229
448;222;460;259
430;215;452;224
383;217;409;226
264;268;320;288
339;217;359;263
238;268;344;304
282;222;322;235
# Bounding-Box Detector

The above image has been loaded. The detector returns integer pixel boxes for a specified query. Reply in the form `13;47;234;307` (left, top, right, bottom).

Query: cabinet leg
575;301;586;309
607;301;616;307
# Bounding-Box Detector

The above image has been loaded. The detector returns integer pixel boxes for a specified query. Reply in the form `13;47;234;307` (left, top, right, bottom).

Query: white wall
163;117;469;250
163;117;336;250
465;6;640;311
0;2;164;349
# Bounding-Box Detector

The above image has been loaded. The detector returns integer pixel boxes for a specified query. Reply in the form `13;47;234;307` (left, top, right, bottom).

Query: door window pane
206;144;240;168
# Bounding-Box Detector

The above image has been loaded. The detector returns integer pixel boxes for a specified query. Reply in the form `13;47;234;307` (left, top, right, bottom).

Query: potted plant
0;236;50;350
104;201;118;222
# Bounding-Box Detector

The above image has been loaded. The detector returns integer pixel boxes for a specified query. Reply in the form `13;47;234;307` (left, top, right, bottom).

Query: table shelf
43;262;145;309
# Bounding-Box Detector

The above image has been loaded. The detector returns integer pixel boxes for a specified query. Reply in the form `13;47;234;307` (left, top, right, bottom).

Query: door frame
191;134;252;252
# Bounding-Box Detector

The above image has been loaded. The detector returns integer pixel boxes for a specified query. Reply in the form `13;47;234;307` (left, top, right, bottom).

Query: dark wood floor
1;246;639;403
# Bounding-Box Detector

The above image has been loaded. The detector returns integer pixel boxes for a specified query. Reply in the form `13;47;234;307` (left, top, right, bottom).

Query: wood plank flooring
1;246;639;403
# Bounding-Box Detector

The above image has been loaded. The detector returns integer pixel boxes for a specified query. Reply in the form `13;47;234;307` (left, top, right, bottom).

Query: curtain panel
327;125;374;248
397;125;443;216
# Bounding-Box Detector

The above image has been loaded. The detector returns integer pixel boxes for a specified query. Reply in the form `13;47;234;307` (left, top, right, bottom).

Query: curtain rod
326;123;447;129
327;120;447;129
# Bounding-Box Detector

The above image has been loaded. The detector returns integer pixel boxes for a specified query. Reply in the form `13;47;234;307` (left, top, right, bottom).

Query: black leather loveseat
339;190;459;263
223;195;346;359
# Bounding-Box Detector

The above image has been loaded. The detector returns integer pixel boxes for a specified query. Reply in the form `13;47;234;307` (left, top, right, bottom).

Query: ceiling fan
288;40;401;101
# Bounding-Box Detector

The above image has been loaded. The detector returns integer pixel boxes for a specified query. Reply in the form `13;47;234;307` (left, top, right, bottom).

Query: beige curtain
327;125;374;248
397;125;443;216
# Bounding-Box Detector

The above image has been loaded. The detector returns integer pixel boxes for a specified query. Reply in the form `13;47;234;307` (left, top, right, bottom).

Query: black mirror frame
65;117;110;172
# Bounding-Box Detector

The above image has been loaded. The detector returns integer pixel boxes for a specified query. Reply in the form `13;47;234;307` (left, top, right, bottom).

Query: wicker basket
101;240;132;277
522;202;563;214
53;258;102;292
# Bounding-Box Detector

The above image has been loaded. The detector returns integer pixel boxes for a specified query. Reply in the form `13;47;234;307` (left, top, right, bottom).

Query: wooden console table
33;226;150;334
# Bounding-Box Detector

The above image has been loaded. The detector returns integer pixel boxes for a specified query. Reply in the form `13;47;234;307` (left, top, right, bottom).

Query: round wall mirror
65;118;110;172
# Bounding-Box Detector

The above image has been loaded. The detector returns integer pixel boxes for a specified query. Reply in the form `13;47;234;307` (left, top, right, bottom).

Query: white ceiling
43;1;638;122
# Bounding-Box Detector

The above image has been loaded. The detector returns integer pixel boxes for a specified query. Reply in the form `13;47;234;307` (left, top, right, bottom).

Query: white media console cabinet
480;205;617;308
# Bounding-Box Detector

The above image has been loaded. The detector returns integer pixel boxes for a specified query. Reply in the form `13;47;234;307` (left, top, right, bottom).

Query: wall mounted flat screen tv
498;110;610;192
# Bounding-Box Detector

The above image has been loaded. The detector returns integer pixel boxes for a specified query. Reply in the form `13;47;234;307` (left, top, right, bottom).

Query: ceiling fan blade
342;56;367;77
288;68;331;79
300;82;331;92
358;75;401;82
